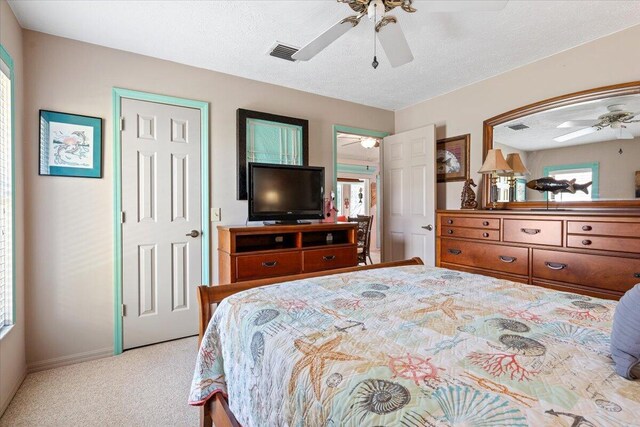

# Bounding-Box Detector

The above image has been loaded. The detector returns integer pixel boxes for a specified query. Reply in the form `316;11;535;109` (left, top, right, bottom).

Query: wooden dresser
218;223;358;284
436;210;640;300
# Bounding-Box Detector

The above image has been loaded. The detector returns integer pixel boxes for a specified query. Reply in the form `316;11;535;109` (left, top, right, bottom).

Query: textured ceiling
8;1;640;110
494;94;640;151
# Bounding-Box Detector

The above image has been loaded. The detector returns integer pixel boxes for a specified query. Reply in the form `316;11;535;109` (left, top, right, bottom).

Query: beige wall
22;30;393;367
395;24;640;210
0;0;26;415
524;138;640;201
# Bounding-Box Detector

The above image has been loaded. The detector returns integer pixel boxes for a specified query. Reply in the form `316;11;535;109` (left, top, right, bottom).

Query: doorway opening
333;125;388;264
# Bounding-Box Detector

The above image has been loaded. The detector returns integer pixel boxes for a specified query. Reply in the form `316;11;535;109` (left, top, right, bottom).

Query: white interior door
382;125;436;265
121;98;202;350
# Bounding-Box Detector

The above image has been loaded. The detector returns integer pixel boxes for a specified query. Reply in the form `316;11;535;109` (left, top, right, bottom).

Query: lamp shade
506;153;530;176
478;149;512;175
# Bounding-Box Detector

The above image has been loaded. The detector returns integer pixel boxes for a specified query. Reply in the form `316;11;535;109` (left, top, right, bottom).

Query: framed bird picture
39;110;102;178
436;134;470;183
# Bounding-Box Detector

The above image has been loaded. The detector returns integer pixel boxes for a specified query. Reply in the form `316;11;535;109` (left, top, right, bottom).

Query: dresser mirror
483;81;640;209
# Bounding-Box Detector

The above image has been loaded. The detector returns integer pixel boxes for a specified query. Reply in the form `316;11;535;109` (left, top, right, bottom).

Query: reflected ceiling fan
292;0;509;69
341;135;381;148
555;104;640;142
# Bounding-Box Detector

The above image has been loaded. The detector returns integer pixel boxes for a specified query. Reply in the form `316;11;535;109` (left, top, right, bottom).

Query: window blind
246;118;303;165
0;59;12;330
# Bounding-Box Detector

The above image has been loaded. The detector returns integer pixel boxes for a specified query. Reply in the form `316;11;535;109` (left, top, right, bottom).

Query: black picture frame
237;108;309;200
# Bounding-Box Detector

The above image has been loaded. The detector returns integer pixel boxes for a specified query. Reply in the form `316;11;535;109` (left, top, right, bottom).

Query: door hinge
121;211;125;224
121;304;126;317
119;116;125;131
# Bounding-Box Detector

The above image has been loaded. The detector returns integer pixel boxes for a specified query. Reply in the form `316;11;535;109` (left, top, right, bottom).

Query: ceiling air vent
508;123;529;131
269;43;299;62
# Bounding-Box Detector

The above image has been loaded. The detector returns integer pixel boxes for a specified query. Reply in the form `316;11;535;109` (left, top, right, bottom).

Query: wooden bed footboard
196;257;424;427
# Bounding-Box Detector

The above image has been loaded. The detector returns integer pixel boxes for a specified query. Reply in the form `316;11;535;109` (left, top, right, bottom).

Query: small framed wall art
436;134;470;183
636;170;640;198
39;110;102;178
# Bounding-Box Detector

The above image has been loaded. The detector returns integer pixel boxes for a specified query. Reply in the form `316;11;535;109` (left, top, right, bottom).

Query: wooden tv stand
217;223;358;284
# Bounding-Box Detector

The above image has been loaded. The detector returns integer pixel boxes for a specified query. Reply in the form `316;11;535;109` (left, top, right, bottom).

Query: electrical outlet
212;207;221;222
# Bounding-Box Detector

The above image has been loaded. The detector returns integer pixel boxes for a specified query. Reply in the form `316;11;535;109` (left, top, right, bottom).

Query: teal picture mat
40;110;102;177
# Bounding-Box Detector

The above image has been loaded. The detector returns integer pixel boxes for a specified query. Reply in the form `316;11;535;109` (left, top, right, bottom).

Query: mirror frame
483;81;640;210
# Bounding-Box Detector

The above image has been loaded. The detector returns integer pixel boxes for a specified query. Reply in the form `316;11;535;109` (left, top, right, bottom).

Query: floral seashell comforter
189;265;640;426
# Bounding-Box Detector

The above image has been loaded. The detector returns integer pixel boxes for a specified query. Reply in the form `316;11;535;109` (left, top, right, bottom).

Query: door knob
186;230;200;238
422;224;433;231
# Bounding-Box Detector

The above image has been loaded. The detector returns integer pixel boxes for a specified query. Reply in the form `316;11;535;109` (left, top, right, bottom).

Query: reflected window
543;162;599;201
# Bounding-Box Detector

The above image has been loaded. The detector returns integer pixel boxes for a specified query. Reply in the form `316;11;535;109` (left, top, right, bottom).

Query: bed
190;258;639;426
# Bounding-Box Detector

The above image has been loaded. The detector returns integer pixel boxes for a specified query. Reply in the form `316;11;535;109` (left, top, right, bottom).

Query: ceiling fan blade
342;140;362;146
292;17;359;61
616;127;634;140
421;0;509;12
557;120;600;128
376;18;413;68
554;127;598;143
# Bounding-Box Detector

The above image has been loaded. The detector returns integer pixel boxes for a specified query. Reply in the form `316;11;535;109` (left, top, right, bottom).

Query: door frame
112;88;210;355
332;125;388;257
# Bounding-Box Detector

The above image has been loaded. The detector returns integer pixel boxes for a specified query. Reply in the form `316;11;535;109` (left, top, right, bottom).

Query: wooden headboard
197;257;424;344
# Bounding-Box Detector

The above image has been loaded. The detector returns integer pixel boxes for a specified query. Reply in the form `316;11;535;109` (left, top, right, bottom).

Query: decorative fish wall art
526;177;592;195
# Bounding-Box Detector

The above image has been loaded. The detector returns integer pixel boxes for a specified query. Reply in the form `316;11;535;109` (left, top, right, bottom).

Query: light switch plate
212;207;221;222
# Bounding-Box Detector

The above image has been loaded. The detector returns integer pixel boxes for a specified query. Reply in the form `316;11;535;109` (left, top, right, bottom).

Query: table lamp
478;149;512;209
506;153;530;202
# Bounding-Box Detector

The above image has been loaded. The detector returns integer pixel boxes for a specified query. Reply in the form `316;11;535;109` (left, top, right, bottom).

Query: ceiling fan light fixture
361;137;378;148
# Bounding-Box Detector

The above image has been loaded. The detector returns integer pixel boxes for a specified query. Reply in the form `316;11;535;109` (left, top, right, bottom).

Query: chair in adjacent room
348;215;373;265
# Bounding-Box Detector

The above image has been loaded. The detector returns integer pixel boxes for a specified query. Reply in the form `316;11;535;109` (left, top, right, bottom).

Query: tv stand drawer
303;246;358;273
236;252;302;281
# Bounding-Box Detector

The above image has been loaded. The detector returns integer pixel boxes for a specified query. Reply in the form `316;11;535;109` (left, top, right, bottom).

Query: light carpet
0;336;200;426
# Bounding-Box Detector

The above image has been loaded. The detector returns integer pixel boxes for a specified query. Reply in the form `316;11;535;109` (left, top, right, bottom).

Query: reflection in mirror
493;93;640;203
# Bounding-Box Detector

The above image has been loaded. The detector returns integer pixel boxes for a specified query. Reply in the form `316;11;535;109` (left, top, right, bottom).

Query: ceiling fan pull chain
372;4;379;69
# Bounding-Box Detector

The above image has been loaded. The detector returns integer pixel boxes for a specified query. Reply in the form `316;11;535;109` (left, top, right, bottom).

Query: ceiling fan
292;0;509;69
341;135;381;148
555;104;640;142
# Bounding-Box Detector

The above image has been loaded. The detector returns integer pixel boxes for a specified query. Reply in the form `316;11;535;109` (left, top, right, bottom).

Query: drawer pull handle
581;239;592;246
582;225;592;231
521;228;541;235
545;262;567;271
499;255;516;263
482;232;489;238
447;229;454;234
482;221;489;226
323;255;336;261
261;261;278;268
447;249;462;255
634;273;640;279
447;219;453;225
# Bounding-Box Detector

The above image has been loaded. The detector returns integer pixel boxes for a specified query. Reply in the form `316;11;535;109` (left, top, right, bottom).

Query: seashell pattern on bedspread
189;265;640;426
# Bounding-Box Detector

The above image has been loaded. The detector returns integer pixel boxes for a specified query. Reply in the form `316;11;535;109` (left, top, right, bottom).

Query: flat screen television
248;163;325;224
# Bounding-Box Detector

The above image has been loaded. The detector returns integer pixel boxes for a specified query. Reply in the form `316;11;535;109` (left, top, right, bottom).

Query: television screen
249;163;324;223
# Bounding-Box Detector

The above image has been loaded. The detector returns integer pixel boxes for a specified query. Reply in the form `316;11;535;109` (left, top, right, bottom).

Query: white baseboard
0;368;26;417
27;347;113;373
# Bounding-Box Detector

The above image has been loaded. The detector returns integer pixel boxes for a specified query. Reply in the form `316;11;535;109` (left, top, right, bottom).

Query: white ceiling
337;132;380;162
494;94;640;151
8;1;640;110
